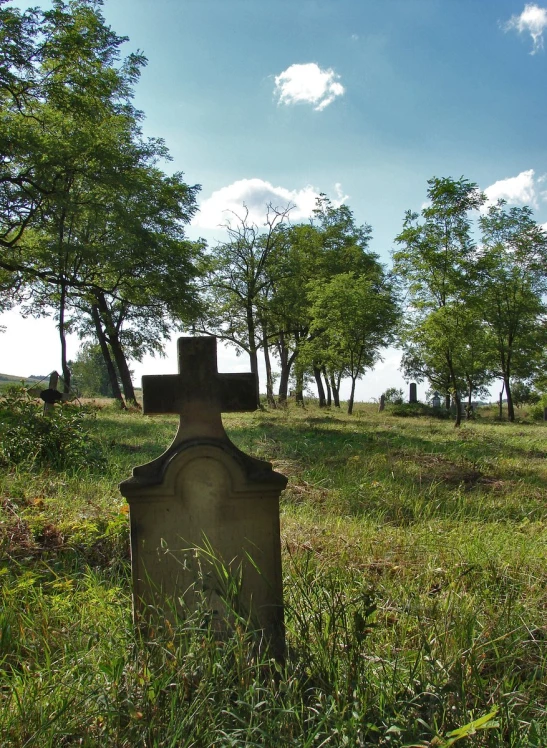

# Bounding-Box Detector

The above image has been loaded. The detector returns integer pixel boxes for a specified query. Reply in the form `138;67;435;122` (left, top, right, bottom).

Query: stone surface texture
119;337;286;655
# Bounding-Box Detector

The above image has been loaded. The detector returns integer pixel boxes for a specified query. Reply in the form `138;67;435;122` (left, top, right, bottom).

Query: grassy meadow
0;396;546;746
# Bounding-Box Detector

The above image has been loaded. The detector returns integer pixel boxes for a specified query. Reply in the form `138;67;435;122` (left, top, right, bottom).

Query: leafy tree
511;380;540;408
1;0;146;387
301;271;399;414
265;222;322;404
265;196;378;406
70;341;118;397
477;203;547;421
200;204;292;406
63;164;202;405
2;1;204;403
393;177;485;426
383;387;403;405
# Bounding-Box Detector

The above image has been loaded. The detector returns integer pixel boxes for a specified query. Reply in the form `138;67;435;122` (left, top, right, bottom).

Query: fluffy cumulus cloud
193;178;347;229
505;4;547;54
274;63;345;111
483;169;540;209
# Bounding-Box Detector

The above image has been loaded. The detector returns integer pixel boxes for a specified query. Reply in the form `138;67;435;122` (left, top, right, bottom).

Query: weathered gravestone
378;394;385;412
409;382;417;404
119;337;287;657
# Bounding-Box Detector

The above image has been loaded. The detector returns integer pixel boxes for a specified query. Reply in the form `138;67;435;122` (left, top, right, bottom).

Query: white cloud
483;169;539;209
334;182;349;203
505;4;547;54
274;62;345;111
193;178;347;229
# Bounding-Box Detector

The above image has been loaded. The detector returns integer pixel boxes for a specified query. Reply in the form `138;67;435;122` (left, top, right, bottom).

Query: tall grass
0;401;546;745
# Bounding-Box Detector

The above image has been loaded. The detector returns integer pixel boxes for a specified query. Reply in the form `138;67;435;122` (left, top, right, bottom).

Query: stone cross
142;336;257;443
120;337;286;658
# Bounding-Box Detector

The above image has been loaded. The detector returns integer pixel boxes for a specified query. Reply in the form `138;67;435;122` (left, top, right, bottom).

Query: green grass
1;400;546;746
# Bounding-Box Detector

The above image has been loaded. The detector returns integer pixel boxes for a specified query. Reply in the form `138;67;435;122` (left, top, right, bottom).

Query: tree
1;0;146;388
63;165;202;405
200;204;293;406
265;196;377;406
301;271;399;414
70;341;119;397
2;1;204;402
393;176;485;426
477;203;547;421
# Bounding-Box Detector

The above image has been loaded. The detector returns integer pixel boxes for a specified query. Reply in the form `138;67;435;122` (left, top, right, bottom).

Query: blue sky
3;0;547;400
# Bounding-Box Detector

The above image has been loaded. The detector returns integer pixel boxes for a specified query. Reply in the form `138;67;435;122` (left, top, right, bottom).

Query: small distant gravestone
543;406;547;422
119;337;287;658
378;394;385;412
40;371;65;414
409;382;417;403
431;391;441;408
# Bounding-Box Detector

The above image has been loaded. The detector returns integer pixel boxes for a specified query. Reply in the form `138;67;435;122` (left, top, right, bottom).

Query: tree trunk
330;373;340;408
295;369;304;405
261;322;276;408
445;392;451;410
504;375;515;422
91;304;126;408
110;332;138;406
347;376;357;415
466;379;473;420
97;294;139;406
246;304;260;408
277;334;297;405
446;354;461;427
313;366;326;407
322;367;331;406
277;334;289;405
58;280;71;394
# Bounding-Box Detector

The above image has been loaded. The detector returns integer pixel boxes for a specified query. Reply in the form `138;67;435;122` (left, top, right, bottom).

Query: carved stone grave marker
120;337;287;657
409;382;417;403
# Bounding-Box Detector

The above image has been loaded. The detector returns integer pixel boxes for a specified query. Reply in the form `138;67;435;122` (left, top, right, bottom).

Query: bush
383;387;404;405
529;393;547;421
387;402;450;419
0;386;105;471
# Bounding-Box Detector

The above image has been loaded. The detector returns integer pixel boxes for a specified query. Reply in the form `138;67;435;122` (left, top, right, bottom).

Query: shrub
0;386;105;471
529;393;547;421
383;387;404;404
387;402;450;418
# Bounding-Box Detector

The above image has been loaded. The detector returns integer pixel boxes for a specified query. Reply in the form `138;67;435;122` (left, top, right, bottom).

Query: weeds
0;403;546;745
0;386;104;472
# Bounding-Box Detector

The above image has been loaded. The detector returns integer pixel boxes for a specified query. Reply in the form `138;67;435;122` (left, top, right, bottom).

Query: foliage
393;176;486;427
511;380;540;408
386;401;450;418
70;342;118;397
476;202;547;421
1;0;204;400
199;203;292;401
301;270;399;413
383;387;404;404
0;386;104;471
528;393;547;421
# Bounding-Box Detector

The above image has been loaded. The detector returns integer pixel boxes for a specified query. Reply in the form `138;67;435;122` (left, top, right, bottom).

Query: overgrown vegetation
0;386;104;471
1;403;545;746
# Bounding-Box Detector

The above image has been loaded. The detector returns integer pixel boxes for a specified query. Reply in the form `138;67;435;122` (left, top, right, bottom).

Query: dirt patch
392;450;494;490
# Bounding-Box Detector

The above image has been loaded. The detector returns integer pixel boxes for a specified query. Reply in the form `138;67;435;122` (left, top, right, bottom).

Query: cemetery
2;1;547;745
1;353;546;745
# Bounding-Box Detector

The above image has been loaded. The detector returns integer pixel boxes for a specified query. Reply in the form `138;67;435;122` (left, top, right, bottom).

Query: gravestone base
120;437;286;658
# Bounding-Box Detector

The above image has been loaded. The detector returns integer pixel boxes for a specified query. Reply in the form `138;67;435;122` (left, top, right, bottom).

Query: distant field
0;400;546;746
0;372;45;383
